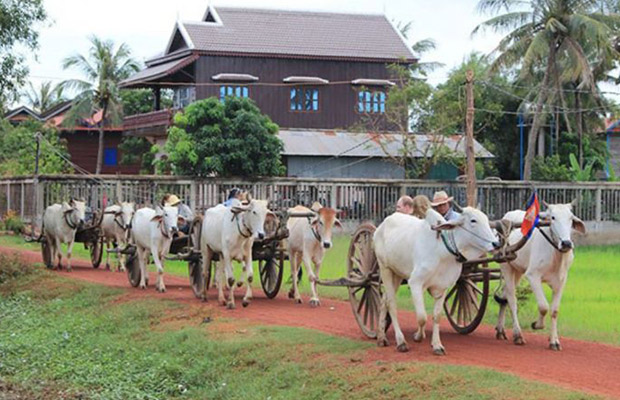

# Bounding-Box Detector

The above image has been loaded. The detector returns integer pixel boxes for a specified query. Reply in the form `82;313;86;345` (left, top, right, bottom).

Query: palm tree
23;81;65;114
62;36;140;174
473;0;620;180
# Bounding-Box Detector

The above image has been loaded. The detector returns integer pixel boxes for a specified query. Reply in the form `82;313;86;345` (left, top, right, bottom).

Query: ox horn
570;198;578;208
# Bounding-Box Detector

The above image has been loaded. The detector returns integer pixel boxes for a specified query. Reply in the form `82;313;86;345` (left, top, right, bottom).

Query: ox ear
432;216;463;231
69;198;76;207
334;218;343;229
570;198;578;208
310;217;320;226
151;215;163;222
572;216;586;234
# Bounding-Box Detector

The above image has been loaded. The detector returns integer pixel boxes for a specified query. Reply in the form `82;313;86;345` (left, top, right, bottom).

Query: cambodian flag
521;191;540;238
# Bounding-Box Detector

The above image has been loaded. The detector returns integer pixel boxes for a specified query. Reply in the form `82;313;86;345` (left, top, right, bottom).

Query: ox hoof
396;342;409;353
288;290;295;299
236;281;244;288
432;346;446;356
242;299;250;308
413;332;425;343
309;299;320;308
227;278;235;287
105;263;111;270
513;335;526;345
495;328;508;340
295;298;302;304
119;267;126;273
157;287;166;293
226;302;236;310
549;342;562;351
531;321;544;330
66;266;72;272
140;285;147;290
247;276;253;284
377;337;389;347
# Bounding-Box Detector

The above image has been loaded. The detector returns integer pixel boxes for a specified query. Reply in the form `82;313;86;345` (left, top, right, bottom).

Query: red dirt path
3;246;619;399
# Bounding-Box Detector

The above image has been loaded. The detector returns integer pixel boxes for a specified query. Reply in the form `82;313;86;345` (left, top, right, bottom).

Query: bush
0;253;33;285
531;155;571;181
3;210;24;234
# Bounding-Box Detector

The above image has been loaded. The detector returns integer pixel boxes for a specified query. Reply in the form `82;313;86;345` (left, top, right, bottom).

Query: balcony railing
123;108;177;137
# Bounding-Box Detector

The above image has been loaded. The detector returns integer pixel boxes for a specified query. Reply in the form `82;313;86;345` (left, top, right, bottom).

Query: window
358;90;386;114
104;148;118;166
173;86;196;108
219;85;249;102
290;87;319;112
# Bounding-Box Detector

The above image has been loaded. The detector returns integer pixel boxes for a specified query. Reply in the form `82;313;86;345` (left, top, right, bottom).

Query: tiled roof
175;6;415;62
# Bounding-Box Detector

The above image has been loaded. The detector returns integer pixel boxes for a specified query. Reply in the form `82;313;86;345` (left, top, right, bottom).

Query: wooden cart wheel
126;253;141;288
259;254;283;299
188;259;206;299
41;238;53;269
444;268;490;335
90;237;103;269
347;223;389;339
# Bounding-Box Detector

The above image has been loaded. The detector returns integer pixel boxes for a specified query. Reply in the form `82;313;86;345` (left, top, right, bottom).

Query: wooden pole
465;70;477;207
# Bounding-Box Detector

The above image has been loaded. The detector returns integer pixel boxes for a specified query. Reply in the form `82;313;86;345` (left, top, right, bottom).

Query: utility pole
465;70;477;207
33;132;42;234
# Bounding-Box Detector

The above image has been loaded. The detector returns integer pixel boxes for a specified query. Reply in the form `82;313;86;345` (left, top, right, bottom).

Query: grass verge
0;266;599;400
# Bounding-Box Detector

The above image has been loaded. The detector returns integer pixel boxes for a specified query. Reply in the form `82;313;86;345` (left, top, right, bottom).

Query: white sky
25;0;505;90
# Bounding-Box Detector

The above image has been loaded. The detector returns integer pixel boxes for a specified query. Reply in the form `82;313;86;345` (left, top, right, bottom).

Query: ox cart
37;210;104;269
122;210;312;300
318;219;545;338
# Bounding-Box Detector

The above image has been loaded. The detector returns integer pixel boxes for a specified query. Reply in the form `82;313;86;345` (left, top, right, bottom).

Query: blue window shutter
104;148;118;166
290;89;297;110
243;87;248;97
219;86;226;101
312;89;319;110
379;92;386;113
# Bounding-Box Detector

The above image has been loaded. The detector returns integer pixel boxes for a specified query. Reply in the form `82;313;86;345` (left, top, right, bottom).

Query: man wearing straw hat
162;194;194;234
431;191;460;221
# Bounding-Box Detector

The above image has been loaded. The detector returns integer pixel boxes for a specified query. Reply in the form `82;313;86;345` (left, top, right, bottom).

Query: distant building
4;102;139;174
122;5;492;179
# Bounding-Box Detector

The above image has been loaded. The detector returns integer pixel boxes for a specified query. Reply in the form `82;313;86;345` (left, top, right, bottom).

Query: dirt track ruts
3;246;619;399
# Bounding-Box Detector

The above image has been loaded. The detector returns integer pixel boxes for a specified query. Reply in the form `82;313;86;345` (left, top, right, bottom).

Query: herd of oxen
39;194;586;355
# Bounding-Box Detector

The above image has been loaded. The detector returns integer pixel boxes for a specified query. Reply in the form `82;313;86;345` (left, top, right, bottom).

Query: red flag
521;191;540;238
102;193;108;208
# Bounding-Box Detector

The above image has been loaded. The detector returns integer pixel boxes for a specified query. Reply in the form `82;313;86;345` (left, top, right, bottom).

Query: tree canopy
158;97;285;177
0;0;47;109
0;119;70;176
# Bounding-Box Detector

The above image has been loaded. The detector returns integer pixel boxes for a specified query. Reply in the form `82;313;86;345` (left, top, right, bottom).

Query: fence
1;175;619;225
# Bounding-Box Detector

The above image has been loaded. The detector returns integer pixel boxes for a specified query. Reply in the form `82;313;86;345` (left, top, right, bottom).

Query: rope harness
536;225;571;253
439;230;468;263
64;209;78;230
307;216;323;243
232;213;253;238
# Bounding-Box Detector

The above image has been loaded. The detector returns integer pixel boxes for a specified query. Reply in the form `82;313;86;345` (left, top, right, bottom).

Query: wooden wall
194;55;401;131
60;130;141;174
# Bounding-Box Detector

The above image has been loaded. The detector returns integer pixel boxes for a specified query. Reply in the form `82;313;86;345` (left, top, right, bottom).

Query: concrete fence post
595;187;602;223
330;184;338;209
190;181;197;212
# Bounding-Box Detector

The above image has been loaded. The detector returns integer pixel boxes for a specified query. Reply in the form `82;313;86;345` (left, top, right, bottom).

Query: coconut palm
23;81;65;114
473;0;620;179
62;36;140;174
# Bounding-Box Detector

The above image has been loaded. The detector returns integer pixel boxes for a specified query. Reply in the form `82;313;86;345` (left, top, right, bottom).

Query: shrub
3;210;24;234
0;253;34;285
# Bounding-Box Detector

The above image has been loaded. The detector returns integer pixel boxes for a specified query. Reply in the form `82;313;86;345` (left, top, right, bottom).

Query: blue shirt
443;208;460;221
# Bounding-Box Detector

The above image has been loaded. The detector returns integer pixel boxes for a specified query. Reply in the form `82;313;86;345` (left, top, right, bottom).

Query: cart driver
161;194;194;234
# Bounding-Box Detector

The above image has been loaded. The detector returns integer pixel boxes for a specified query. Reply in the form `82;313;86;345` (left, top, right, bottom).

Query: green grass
3;234;620;346
0;269;598;399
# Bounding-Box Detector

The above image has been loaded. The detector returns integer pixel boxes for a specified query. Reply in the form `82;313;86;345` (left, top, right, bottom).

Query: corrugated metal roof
178;7;415;62
120;54;198;87
278;130;494;158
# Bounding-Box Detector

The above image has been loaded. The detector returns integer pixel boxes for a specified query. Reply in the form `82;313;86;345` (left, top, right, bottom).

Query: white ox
200;199;272;309
100;202;135;271
42;199;86;271
374;207;500;354
286;204;341;307
495;203;585;350
130;206;182;292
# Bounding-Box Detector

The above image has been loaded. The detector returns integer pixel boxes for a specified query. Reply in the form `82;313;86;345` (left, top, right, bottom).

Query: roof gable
4;106;41;121
164;21;195;55
161;6;416;62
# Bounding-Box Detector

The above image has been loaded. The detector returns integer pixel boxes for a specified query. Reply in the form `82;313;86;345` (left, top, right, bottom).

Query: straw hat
164;194;181;207
431;191;453;207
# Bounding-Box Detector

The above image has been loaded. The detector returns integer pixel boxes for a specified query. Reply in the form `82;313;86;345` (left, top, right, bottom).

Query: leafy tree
423;53;523;179
0;0;47;110
118;136;155;174
121;88;173;117
22;81;65;113
474;0;620;179
0;119;69;176
62;36;140;174
158;97;284;177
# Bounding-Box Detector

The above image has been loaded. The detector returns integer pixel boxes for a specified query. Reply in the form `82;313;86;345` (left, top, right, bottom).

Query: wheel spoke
357;288;368;315
465;278;484;296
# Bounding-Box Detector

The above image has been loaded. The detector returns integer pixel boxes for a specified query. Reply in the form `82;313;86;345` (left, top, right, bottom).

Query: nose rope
64;209;78;230
537;224;571;253
233;213;253;238
457;224;498;245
